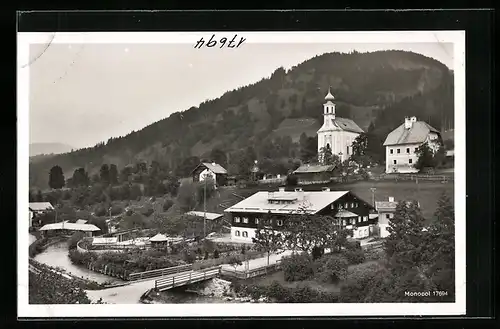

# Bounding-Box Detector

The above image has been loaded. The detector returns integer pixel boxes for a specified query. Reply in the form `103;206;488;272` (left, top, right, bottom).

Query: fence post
189;272;192;283
172;277;175;288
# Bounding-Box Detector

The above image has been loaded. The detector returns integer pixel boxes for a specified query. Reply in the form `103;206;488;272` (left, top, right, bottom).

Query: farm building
192;162;228;187
292;163;336;185
29;202;54;228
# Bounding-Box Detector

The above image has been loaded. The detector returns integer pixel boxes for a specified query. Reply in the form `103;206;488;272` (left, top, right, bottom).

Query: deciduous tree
252;213;286;266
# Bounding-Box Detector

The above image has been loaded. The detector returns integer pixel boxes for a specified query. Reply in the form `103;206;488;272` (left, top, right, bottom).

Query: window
234;217;241;223
351;202;355;208
385;227;390;232
342;219;347;226
346;146;349;155
350;218;355;225
255;218;259;224
393;160;397;165
390;149;393;154
242;217;249;224
397;149;401;154
363;216;368;222
358;216;361;223
242;231;248;237
277;220;283;226
386;214;390;219
235;230;240;236
345;202;349;208
409;159;413;164
406;147;410;154
415;147;418;153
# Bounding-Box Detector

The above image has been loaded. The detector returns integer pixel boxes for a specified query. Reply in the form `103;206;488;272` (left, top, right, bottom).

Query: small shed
29;202;54;227
292;164;337;185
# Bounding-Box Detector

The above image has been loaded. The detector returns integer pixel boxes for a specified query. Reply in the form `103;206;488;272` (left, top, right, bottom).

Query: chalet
224;187;378;243
383;116;442;174
29;202;54;228
292;164;336;185
191;162;228;187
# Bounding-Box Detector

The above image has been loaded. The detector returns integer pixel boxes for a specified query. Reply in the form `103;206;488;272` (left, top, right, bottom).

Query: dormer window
234;217;241;223
242;217;249;224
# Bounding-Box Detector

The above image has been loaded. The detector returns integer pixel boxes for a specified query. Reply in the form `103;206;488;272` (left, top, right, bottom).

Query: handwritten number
220;38;227;48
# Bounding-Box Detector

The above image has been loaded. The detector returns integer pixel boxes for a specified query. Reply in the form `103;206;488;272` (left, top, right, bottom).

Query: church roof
331;118;365;134
383;121;440;146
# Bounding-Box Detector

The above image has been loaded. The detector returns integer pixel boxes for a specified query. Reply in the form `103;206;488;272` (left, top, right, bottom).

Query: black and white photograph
18;30;465;317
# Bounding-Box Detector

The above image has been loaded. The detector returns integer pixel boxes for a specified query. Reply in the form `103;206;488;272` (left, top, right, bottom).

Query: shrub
339;261;386;302
141;207;155;217
94;206;107;217
68;232;86;250
163;199;174;212
316;255;349;284
110;205;124;216
281;253;316;282
213;250;220;259
68;249;93;267
286;175;298;186
343;249;366;265
345;240;361;251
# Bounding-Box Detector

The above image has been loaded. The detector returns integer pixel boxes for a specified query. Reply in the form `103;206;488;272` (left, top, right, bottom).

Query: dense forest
30;50;454;189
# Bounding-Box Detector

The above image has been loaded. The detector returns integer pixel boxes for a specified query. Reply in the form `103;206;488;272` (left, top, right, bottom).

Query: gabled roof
39;222;100;232
29;202;54;211
225;190;351;215
375;201;398;212
293;164;336;174
75;219;88;224
185;211;223;221
149;233;168;242
332;117;365;134
192;162;228;175
383;121;440;146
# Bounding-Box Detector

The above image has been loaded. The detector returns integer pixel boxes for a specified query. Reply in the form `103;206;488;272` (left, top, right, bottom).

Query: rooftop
39;222;100;232
29;202;54;211
383;120;440;146
293;164;336;174
185;211;223;221
225;190;350;215
199;162;228;174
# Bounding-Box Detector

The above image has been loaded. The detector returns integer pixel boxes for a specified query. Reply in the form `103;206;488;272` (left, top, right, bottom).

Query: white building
317;88;364;163
383;116;442;173
29;202;54;228
375;197;397;238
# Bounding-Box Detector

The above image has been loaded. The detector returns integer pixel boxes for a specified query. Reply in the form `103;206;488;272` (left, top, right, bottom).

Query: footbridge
154;266;221;292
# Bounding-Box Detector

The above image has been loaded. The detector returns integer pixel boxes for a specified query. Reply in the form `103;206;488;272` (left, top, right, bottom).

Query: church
317;88;365;163
293;88;365;184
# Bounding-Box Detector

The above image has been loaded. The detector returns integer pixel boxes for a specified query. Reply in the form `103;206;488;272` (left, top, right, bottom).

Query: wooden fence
374;174;453;182
154;266;221;291
128;264;193;281
220;260;282;280
362;240;384;251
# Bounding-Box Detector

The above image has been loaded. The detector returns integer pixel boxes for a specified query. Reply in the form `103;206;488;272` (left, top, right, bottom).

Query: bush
213;249;220;258
140;207;155;217
343;249;366;265
163;199;174;211
110;205;124;216
339;262;386;302
345;240;361;251
281;253;316;282
235;281;339;303
68;232;86;250
286;175;298;186
316;255;349;284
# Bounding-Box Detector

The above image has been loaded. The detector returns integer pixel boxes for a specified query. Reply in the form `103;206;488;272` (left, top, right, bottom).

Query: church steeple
325;86;335;101
323;87;336;119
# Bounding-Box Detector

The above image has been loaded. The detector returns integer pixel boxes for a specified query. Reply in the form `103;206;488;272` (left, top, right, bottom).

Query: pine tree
100;164;110;185
109;164;118;185
48;165;65;189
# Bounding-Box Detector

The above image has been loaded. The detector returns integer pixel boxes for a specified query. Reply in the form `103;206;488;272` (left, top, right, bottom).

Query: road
221;250;293;272
85;278;157;304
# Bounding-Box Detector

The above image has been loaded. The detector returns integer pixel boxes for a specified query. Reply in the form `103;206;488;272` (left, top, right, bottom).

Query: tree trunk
267;252;270;266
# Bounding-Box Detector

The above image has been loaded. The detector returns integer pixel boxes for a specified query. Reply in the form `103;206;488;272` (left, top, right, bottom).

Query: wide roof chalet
39;222;100;232
185;211;223;221
225;190;351;215
383;121;440;146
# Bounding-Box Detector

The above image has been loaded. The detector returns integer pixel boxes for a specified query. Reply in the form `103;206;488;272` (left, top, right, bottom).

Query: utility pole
370;187;376;207
203;176;207;239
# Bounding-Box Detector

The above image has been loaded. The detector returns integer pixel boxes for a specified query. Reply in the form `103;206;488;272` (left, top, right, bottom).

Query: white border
18;31;466;318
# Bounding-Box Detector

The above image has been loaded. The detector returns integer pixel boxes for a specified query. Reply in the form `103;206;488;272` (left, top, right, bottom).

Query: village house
191;162;228;187
29;202;54;228
317;87;365;163
383;116;442;174
224;187;378;243
292;163;336;185
375;196;398;238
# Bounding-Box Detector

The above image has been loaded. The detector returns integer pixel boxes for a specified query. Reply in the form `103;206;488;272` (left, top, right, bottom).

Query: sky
28;41;454;149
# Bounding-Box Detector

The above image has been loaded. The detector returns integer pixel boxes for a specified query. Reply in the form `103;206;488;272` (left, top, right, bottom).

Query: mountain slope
29;50;454;189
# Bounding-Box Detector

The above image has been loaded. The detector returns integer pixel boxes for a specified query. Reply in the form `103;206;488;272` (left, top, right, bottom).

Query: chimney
212;162;216;166
278;187;285;192
404;117;412;129
410;116;417;123
388;196;395;202
322;187;330;192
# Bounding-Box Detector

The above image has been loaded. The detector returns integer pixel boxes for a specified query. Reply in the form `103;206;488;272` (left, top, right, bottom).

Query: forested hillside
29;50;454;189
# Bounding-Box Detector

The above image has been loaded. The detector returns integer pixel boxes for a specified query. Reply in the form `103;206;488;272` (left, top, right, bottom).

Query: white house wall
199;168;216;182
385;143;420;173
318;129;360;163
